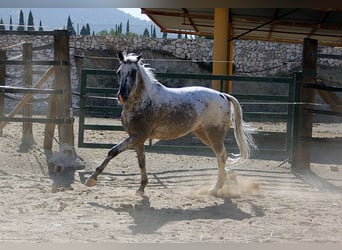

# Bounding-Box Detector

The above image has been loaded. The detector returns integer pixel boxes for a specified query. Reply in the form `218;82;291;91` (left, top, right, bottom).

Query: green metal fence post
290;72;303;168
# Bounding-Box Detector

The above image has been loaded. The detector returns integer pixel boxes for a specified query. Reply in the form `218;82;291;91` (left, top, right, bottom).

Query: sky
117;8;150;21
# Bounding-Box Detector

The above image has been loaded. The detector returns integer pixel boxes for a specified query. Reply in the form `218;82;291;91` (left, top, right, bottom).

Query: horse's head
117;51;142;104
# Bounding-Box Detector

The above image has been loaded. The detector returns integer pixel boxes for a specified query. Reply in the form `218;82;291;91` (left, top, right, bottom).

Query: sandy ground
0;119;341;243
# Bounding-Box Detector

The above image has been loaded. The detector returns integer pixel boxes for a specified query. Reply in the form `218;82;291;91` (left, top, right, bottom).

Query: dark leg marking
85;137;139;187
136;143;148;195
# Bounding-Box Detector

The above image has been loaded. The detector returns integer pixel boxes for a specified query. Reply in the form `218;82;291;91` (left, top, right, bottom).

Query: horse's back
157;85;232;127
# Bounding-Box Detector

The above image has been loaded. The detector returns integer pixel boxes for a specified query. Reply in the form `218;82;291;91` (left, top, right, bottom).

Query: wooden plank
43;94;56;151
0;66;55;130
0;50;5;135
22;43;35;146
0;60;69;65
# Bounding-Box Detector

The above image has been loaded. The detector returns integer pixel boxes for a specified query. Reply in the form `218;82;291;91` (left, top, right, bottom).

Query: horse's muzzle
118;94;124;104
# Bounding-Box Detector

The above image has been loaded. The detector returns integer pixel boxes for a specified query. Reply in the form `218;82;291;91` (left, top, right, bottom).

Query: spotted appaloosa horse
85;51;256;196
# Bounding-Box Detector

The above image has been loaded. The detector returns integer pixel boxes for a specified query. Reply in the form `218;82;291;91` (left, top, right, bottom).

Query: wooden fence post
46;29;84;171
22;43;35;146
43;86;56;151
54;30;74;147
291;38;317;169
0;50;5;136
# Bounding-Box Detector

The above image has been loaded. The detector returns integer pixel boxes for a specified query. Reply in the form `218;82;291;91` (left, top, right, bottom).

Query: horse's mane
137;60;159;85
124;53;159;85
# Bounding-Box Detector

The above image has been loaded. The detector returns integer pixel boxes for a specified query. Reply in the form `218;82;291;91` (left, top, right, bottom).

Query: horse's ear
118;51;125;62
137;54;142;62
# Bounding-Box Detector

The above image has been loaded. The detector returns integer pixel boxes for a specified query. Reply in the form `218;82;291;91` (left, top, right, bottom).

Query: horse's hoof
208;188;218;197
85;177;97;187
135;190;145;196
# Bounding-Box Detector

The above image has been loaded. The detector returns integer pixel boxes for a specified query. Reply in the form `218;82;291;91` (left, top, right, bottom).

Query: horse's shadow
89;196;264;234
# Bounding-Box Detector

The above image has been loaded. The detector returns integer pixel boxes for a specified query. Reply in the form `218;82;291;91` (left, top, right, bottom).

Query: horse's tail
225;94;257;160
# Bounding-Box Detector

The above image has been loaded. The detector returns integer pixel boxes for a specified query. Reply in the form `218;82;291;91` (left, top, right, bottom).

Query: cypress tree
162;32;168;39
39;20;43;31
119;22;122;34
152;26;157;38
67;16;76;35
17;9;25;31
86;23;90;35
80;26;86;35
126;20;130;34
143;28;150;37
9;15;13;30
27;10;35;31
0;19;5;30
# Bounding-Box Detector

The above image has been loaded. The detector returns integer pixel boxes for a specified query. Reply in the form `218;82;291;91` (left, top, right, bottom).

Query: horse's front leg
85;137;136;187
135;144;148;196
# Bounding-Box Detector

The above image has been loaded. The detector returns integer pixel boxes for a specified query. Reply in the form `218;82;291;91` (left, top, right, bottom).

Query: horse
85;51;256;196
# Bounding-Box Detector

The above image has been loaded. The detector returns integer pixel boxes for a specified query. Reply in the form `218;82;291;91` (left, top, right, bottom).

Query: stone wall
1;34;341;114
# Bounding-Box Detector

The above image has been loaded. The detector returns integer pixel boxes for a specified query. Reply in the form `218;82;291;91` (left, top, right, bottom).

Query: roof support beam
212;8;228;91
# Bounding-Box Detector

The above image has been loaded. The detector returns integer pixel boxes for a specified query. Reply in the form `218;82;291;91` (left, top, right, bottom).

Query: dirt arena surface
0;119;341;243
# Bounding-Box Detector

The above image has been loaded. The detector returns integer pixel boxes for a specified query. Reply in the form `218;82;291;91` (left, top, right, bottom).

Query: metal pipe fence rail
78;68;296;159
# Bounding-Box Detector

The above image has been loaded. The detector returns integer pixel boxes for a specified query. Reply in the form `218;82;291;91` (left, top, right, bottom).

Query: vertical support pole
54;30;75;149
291;38;317;170
0;50;5;136
227;19;233;94
285;73;294;158
290;72;302;165
77;70;87;148
22;43;35;146
212;8;228;91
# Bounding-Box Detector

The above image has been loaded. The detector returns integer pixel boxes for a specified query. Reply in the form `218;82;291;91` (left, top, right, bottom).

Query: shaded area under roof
142;8;342;47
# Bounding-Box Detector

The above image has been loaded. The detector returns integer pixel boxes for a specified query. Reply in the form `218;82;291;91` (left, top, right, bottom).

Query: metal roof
141;8;342;46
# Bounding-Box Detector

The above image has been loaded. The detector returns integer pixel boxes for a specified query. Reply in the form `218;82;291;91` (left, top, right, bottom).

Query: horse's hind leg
135;144;148;195
194;128;231;196
85;137;136;187
210;141;229;196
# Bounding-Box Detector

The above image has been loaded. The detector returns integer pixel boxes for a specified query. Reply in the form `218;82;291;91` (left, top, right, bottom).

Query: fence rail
78;68;295;157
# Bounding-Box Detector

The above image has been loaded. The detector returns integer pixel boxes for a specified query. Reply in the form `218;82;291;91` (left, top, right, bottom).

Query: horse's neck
137;64;156;96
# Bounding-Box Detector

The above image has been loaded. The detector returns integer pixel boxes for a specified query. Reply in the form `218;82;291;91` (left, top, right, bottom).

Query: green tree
126;20;130;34
67;16;76;35
152;26;157;38
9;15;13;30
17;9;25;31
143;28;150;37
0;19;5;30
97;30;108;36
118;22;122;34
177;33;182;39
80;25;87;35
115;24;118;35
27;10;34;31
86;23;90;35
39;20;43;31
162;32;168;39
